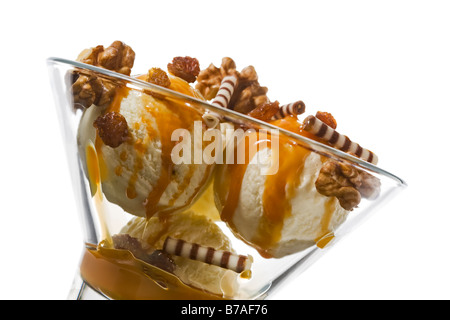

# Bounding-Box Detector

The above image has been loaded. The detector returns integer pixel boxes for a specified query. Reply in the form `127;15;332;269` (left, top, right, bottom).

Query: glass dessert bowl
47;41;406;300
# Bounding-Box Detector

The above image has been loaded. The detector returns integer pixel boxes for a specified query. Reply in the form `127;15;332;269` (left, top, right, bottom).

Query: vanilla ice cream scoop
78;76;214;218
214;129;349;258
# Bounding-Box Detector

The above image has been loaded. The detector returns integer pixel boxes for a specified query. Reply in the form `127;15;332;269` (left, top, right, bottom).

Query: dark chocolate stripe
220;251;231;269
341;136;352;152
303;115;315;131
213;99;226;108
316;123;328;138
222;86;232;97
329;130;339;144
236;255;247;273
205;247;215;264
222;79;235;87
294;101;305;114
190;243;199;260
367;151;374;163
175;239;184;256
355;144;363;157
215;93;230;103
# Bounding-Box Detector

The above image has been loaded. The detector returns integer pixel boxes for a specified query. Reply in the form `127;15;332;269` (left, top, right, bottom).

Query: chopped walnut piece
316;111;337;129
146;250;176;273
77;46;104;66
167;56;200;83
93;111;129;148
247;101;280;122
231;66;269;114
112;234;175;273
96;81;117;106
71;73;104;108
77;41;135;76
112;233;148;259
315;160;362;210
334;187;361;211
71;41;135;109
196;57;237;100
196;64;221;100
71;72;117;109
315;160;381;210
238;65;258;84
196;58;269;113
219;57;237;77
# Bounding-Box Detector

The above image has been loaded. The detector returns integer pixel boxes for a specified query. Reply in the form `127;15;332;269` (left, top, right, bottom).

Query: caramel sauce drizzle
85;143;111;244
167;165;196;208
217;132;258;228
314;186;338;248
142;77;204;218
255;139;309;257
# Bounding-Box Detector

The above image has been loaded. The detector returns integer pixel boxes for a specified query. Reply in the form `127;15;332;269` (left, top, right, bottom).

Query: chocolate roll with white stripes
202;75;238;128
163;236;252;274
271;100;306;120
303;115;378;165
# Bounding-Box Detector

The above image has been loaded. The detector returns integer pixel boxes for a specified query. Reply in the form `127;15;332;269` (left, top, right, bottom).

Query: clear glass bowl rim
47;57;406;187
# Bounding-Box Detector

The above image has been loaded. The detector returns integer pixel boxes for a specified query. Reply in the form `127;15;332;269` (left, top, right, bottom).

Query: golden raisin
316;111;337;129
93;112;129;148
167;56;200;83
146;68;171;88
247;101;280;122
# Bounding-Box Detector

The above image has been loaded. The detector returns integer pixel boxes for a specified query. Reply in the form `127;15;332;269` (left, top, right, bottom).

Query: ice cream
78;74;214;218
213;117;348;258
213;110;381;259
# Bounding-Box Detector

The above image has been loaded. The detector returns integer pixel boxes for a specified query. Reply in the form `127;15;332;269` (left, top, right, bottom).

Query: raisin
167;56;200;83
146;68;171;88
93;111;129;148
316;111;337;129
247;101;280;122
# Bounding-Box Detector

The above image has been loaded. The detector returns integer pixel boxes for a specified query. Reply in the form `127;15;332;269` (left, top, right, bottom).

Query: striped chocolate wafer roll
202;112;221;128
271;100;306;120
163;237;252;274
211;75;238;109
303;115;378;165
202;75;239;128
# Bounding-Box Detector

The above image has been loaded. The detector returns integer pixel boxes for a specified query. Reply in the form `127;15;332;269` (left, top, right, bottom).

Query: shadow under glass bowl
47;57;406;300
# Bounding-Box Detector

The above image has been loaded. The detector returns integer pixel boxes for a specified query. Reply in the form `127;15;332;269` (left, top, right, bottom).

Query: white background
1;0;449;300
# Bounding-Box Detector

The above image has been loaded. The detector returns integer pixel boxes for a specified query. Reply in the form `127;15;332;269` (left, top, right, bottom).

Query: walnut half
315;160;380;211
196;57;237;100
71;41;135;109
195;57;269;114
77;41;135;76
